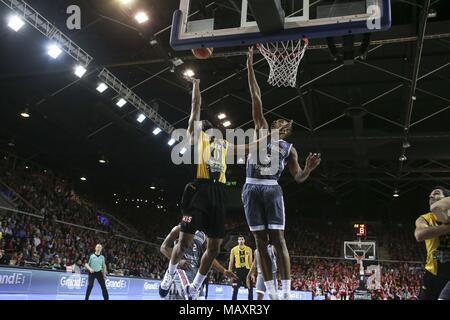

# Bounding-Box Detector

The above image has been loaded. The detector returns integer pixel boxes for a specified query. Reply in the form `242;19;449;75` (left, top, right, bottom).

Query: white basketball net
258;38;308;88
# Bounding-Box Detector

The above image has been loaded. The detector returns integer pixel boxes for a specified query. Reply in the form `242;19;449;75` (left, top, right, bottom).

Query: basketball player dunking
159;77;291;300
415;186;450;300
244;47;321;300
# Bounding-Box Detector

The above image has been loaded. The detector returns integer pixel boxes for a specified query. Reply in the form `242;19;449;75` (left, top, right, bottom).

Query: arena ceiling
0;0;449;221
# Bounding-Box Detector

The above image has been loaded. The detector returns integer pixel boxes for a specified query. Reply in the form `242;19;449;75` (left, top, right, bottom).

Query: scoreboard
354;224;367;237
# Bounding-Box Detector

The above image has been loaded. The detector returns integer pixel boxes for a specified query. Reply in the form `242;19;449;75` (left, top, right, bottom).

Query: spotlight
74;65;87;78
119;0;134;5
223;121;231;128
137;114;146;123
393;190;399;198
20;108;30;118
168;139;176;146
150;185;156;190
80;176;87;181
116;98;127;108
183;69;195;78
180;147;187;155
48;44;63;59
399;155;407;162
134;12;149;24
96;83;108;93
217;113;227;120
8;15;25;32
7;139;15;147
99;156;107;164
153;128;162;135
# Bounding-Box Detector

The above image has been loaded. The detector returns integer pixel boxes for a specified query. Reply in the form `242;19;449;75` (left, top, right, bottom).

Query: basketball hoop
257;38;308;88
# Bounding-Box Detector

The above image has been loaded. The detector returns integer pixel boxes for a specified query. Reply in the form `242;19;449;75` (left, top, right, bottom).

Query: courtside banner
0;266;312;300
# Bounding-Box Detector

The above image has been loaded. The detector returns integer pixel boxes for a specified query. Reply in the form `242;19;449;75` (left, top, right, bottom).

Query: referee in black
85;244;109;300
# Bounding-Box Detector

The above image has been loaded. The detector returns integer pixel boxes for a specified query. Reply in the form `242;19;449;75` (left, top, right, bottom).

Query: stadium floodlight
8;15;25;32
20;108;30;118
137;114;146;123
74;65;87;78
168;138;176;146
48;43;63;59
116;98;127;108
96;83;108;93
183;69;195;78
153;128;162;135
223;121;231;128
135;12;149;24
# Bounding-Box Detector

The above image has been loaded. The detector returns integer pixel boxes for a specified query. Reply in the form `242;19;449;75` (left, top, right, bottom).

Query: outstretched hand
224;270;238;281
305;153;321;172
247;46;254;67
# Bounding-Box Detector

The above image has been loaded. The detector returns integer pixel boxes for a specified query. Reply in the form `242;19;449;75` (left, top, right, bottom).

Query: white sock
282;280;291;295
265;281;277;297
168;262;178;275
192;272;207;290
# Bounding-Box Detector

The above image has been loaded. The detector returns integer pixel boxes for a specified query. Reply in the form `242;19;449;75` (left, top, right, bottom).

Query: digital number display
354;224;367;236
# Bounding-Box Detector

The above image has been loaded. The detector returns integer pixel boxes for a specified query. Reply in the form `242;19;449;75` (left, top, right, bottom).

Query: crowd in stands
0;212;166;278
291;258;422;300
0;155;429;299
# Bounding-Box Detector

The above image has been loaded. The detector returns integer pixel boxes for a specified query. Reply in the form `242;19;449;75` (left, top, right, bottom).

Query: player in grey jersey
160;225;237;300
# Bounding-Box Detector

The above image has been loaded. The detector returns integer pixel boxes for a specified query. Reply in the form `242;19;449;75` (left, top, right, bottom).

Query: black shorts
419;270;450;300
233;268;250;288
180;180;227;239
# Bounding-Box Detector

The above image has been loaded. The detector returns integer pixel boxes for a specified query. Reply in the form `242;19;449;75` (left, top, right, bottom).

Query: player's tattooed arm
288;148;321;183
414;217;450;242
247;46;268;130
187;78;201;144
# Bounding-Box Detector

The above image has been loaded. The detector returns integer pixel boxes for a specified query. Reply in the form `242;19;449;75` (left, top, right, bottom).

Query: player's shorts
242;182;285;232
233;268;250;288
256;272;278;295
439;281;450;300
418;270;450;300
180;179;227;239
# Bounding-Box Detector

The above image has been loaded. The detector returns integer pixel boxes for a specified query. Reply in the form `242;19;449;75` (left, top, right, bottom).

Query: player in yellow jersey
414;186;450;300
159;77;291;300
229;235;253;300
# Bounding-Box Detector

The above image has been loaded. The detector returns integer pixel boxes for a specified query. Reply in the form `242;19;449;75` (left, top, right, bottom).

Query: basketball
192;47;214;59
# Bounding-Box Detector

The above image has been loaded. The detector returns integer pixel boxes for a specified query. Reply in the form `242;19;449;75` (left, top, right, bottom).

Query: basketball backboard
170;0;391;50
344;240;376;261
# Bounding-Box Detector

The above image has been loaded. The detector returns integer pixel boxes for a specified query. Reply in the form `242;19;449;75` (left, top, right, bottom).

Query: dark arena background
1;0;450;305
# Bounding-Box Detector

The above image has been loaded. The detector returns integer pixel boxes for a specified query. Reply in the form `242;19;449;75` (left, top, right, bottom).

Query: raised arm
287;148;321;184
247;47;268;130
430;197;450;218
414;216;450;242
187;78;201;143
